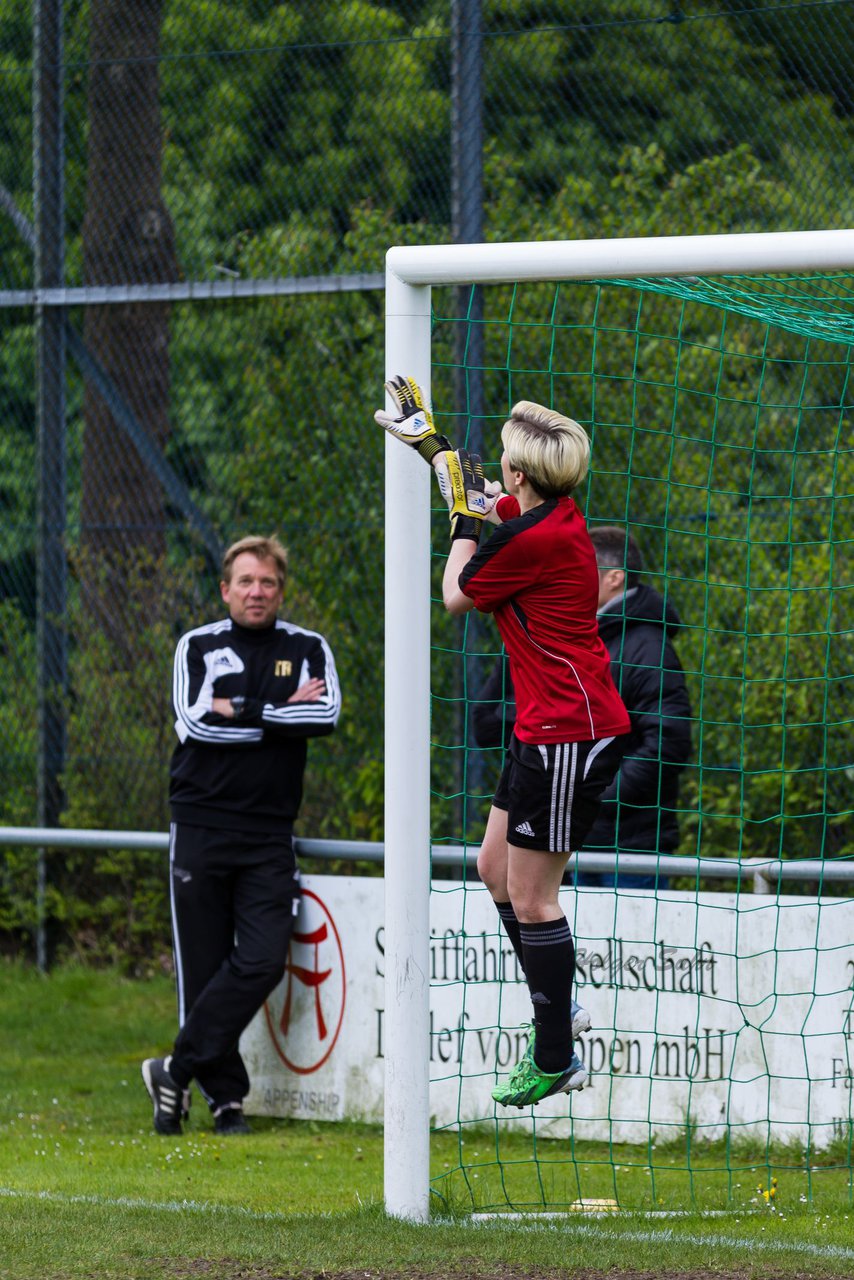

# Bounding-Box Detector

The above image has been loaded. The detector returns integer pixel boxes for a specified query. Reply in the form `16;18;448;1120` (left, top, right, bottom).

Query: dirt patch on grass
169;1265;823;1280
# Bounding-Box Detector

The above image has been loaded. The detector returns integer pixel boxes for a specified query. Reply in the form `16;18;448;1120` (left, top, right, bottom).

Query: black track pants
168;822;299;1108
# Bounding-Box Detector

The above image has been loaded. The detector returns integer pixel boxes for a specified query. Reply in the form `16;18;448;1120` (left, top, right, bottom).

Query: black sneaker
213;1105;251;1136
141;1055;183;1136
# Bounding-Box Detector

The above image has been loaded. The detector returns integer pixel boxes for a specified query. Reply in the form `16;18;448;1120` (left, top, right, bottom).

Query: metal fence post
33;0;68;970
451;0;487;812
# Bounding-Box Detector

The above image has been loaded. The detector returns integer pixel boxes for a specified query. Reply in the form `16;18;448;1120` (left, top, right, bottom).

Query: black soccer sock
495;901;526;976
519;915;575;1073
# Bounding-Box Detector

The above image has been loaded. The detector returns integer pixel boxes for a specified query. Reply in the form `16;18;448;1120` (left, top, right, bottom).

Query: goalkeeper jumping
376;378;630;1108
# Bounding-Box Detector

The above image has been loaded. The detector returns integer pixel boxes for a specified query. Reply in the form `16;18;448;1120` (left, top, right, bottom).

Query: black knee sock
519;916;575;1073
495;901;525;976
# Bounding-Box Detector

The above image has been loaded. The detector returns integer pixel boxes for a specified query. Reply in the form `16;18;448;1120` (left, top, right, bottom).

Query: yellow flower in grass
757;1176;778;1207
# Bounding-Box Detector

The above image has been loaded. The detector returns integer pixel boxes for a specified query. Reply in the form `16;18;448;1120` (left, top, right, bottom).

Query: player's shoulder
498;497;566;541
178;617;233;647
466;499;563;573
275;618;331;647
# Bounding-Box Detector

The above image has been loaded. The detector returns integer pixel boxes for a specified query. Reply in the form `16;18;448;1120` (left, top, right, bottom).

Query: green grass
2;959;854;1279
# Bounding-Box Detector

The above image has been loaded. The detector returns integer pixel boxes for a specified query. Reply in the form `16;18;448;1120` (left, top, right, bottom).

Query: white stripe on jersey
173;619;262;745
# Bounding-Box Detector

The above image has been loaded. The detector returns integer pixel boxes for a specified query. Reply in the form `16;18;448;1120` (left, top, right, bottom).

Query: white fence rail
1;826;851;894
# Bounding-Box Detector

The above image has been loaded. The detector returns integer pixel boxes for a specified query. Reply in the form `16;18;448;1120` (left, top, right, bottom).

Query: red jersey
459;495;630;745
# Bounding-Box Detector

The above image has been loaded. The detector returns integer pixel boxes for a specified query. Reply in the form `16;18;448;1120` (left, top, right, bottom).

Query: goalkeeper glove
434;448;497;542
374;374;453;466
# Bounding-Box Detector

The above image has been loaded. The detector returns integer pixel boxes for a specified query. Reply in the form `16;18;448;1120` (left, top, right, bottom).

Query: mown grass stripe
4;1186;853;1265
462;1216;854;1263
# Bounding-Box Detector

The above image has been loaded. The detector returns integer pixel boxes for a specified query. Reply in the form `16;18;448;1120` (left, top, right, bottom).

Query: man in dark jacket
473;526;692;888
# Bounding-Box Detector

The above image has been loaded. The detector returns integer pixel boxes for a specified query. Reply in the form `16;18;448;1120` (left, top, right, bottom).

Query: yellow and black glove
434;448;496;542
374;375;453;466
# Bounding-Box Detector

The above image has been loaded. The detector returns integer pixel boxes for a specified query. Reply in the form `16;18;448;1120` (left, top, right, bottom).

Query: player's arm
210;680;328;727
433;448;501;614
491;493;518;524
173;634;263;744
209;687;324;716
260;634;342;738
443;540;478;615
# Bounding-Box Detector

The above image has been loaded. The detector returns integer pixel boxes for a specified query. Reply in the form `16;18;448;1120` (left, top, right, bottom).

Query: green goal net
422;268;853;1215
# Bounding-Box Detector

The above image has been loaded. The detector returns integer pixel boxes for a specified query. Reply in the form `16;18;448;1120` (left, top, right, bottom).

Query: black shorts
493;733;625;853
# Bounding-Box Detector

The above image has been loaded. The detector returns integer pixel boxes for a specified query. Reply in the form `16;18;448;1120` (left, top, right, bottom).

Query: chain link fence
1;0;852;961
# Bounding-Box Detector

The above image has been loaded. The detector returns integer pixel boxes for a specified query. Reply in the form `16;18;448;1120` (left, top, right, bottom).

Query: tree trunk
80;0;177;641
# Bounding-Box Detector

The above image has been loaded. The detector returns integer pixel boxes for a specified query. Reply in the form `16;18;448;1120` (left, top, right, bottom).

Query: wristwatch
230;696;247;720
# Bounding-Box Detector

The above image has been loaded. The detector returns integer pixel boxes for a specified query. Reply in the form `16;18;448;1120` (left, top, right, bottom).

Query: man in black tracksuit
142;535;341;1136
473;526;692;888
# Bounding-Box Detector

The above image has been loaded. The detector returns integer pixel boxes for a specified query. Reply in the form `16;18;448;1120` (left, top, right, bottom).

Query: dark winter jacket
473;583;692;855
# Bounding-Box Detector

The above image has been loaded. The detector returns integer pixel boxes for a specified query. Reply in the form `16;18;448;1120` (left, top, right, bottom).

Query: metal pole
33;0;67;970
451;0;484;438
387;228;854;286
451;0;487;813
383;269;432;1222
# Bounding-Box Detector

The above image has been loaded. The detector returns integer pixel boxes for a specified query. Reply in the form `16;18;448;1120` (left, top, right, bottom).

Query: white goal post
381;228;854;1222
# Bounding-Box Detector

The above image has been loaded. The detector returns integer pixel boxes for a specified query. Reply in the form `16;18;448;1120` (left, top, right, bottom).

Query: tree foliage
0;1;851;961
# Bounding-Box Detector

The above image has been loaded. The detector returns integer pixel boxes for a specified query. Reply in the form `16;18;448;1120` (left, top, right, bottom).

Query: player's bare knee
477;850;504;897
506;879;560;923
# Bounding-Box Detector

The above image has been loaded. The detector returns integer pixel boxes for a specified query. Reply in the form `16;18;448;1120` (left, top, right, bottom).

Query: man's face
220;553;283;629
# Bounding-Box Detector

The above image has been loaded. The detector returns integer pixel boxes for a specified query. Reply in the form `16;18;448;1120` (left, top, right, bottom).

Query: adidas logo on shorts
515;821;535;837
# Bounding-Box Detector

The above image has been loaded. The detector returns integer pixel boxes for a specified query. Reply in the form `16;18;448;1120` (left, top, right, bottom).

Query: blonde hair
501;402;590;499
221;535;288;587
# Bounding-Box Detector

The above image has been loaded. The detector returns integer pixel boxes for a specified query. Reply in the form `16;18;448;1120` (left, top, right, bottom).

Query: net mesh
425;271;853;1214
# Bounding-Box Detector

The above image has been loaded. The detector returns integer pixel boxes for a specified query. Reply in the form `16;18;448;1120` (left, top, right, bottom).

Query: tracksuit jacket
169;615;341;835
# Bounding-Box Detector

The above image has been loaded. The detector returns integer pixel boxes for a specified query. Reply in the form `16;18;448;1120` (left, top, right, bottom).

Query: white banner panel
241;875;854;1145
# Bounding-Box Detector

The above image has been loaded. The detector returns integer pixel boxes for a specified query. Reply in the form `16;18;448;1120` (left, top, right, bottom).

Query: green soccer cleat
522;1002;591;1065
492;1051;589;1109
571;999;592;1038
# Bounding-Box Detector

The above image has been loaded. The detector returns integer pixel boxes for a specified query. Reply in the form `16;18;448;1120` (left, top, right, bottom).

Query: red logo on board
263;888;346;1074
